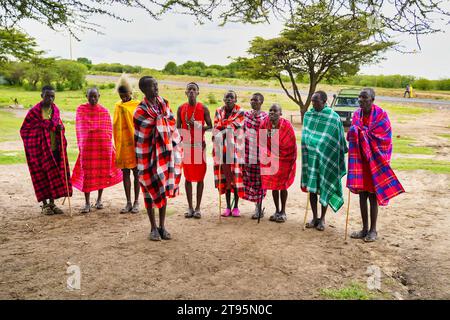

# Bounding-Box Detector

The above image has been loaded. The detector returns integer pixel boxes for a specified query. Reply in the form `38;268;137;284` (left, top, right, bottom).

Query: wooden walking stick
218;164;222;223
60;121;72;217
302;192;310;230
344;189;351;241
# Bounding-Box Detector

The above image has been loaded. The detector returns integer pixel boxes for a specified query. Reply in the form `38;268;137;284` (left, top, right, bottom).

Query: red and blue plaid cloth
347;104;404;205
134;97;183;209
243;110;267;202
20;102;72;202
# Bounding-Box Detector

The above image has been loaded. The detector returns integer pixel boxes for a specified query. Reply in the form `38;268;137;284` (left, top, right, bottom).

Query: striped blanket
212;105;245;196
71;103;123;192
243;110;267;202
347;104;404;205
301;106;347;212
134;97;182;209
20;102;72;202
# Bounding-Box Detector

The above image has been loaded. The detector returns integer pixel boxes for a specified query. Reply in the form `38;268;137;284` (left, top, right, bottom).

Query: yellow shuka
113;99;141;169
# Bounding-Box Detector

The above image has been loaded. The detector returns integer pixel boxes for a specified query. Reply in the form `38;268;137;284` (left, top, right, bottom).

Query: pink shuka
71;103;122;192
347;104;404;205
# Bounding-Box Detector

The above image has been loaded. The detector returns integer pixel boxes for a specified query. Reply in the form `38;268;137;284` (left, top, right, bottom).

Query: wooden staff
302;192;310;230
60;121;72;217
218;164;222;223
344;189;351;241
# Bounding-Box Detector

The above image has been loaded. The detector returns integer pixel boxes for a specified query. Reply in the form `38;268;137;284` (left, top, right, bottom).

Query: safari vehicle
330;88;361;127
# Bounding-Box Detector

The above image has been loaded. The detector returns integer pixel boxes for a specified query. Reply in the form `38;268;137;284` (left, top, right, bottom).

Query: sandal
232;208;240;217
364;231;378;242
42;204;54;215
130;202;140;214
350;230;368;239
185;208;194;218
193;210;201;219
80;204;91;214
221;208;232;217
251;206;264;220
276;212;287;223
269;212;279;222
158;227;172;240
316;219;325;231
305;218;319;228
95;202;104;210
49;203;64;215
149;229;161;241
120;203;132;214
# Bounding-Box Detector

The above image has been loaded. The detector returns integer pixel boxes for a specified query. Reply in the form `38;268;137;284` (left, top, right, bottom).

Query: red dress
361;114;375;193
180;102;207;182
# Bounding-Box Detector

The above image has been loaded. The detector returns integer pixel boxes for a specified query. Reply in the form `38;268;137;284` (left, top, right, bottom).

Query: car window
335;97;358;107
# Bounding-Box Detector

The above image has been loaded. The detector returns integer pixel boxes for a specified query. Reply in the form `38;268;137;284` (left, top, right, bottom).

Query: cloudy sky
20;5;450;79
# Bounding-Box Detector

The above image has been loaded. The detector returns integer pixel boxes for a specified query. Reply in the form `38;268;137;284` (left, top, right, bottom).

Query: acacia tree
0;28;41;63
238;1;394;120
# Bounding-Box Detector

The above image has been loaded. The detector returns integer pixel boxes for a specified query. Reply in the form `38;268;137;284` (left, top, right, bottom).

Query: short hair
117;85;129;94
86;87;99;95
186;82;199;90
224;90;237;99
139;76;155;92
252;92;264;103
314;90;327;103
270;103;282;112
41;85;55;93
362;87;376;99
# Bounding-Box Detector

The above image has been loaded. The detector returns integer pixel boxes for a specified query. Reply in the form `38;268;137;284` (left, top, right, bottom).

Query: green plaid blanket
301;106;348;212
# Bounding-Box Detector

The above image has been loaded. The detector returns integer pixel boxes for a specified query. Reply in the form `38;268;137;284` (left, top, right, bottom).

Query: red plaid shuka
260;117;297;190
134;97;183;209
347;104;405;205
20;102;72;202
243;110;268;202
212;105;245;197
71;103;123;192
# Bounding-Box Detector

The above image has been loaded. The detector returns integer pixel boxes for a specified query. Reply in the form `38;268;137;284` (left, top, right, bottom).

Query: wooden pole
60;122;72;217
302;192;309;230
344;189;351;241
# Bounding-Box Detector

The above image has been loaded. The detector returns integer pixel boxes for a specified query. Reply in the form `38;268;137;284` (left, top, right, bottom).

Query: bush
207;93;218;105
413;78;433;90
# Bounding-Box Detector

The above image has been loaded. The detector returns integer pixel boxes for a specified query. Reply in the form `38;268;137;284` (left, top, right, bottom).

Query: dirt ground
0;106;449;300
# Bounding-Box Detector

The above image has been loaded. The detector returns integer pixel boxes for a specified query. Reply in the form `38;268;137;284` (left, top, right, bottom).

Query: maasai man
134;76;182;241
260;104;297;223
71;88;123;213
113;75;141;214
20;85;72;215
301;91;347;231
177;82;212;219
212;90;245;217
347;88;404;242
243;93;268;219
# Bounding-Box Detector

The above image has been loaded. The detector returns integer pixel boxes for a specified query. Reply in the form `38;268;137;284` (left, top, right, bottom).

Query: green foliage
163;61;178;75
91;63;142;74
207;93;218;105
0;58;87;91
239;0;394;115
0;28;41;63
76;57;92;70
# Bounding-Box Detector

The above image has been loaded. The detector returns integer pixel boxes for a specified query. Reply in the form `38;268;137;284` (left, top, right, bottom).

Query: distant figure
403;84;411;98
